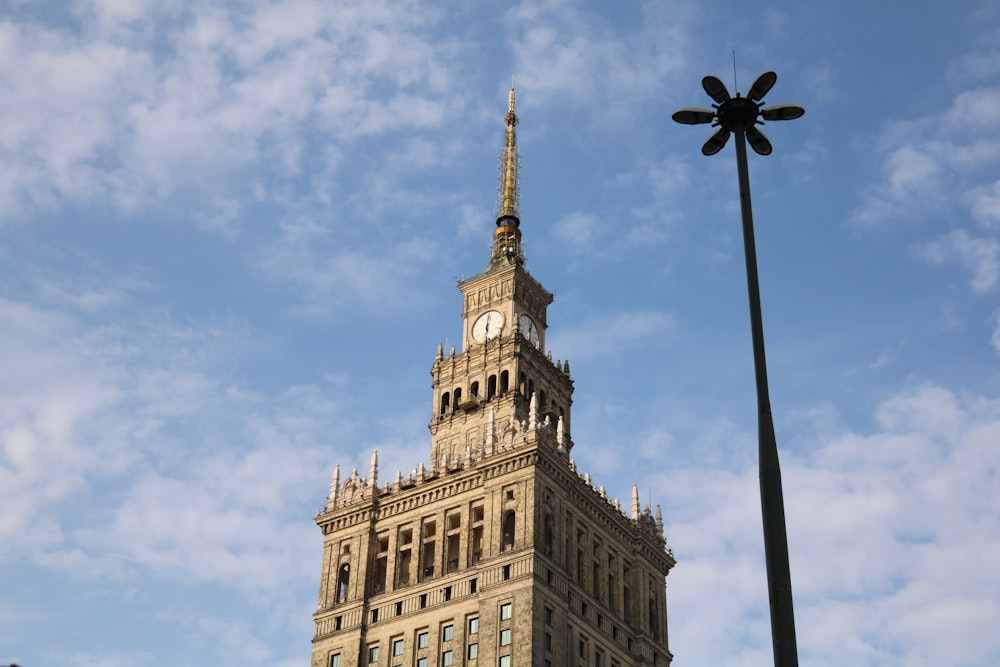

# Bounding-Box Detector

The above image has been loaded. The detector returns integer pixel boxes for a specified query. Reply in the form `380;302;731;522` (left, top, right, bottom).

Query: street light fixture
672;71;804;667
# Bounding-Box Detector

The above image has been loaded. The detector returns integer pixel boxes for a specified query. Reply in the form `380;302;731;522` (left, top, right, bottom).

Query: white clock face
518;314;539;346
472;310;504;343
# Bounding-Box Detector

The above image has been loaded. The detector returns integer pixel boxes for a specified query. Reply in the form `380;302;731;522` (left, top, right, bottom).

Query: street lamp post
672;71;804;667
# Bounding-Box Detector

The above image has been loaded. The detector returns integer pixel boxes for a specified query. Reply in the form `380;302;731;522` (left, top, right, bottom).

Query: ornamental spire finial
492;83;523;268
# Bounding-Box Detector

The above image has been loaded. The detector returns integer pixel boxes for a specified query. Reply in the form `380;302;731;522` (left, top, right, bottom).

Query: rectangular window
469;617;479;634
499;656;511;667
393;639;405;656
500;603;512;620
417;659;427;667
329;655;341;667
500;628;511;646
418;631;429;649
442;650;453;666
544;633;551;650
544;661;551;667
468;644;479;659
544;607;552;625
368;645;380;663
443;624;454;641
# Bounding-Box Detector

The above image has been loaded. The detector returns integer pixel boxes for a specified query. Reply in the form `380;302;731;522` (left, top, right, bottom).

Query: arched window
528;379;535;399
539;390;547;411
440;392;450;416
501;510;516;552
454;388;462;410
487;375;497;400
337;563;350;602
518;372;527;396
500;370;510;395
471;381;480;400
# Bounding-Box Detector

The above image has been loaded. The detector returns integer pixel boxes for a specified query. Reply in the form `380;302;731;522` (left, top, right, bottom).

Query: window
499;657;511;667
337;563;350;602
545;661;551;667
442;650;453;666
500;629;511;646
544;607;552;625
329;654;341;667
418;631;429;649
443;624;454;641
500;603;512;620
469;617;479;634
368;645;379;663
393;639;405;656
543;633;551;650
468;644;479;659
417;659;427;667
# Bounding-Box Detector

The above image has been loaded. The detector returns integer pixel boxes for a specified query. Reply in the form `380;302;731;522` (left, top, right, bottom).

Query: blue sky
2;1;999;665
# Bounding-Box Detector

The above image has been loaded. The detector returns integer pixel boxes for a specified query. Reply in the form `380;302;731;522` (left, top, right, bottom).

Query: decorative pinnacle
492;84;523;268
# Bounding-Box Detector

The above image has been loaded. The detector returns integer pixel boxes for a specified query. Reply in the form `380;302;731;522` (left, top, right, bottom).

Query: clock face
518;314;539;346
472;310;504;343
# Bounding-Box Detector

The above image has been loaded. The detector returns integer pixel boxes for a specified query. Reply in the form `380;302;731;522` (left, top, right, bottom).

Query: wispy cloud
0;0;471;222
915;229;1000;293
547;309;674;361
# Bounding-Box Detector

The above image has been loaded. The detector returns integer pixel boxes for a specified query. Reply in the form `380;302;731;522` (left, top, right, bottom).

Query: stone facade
309;89;675;667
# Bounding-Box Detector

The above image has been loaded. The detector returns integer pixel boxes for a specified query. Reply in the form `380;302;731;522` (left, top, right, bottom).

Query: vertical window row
498;602;513;666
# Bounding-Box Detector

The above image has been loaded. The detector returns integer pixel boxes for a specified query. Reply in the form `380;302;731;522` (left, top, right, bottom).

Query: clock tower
430;87;573;471
310;88;674;667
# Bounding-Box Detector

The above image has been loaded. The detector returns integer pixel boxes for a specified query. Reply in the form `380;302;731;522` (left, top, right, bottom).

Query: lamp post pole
673;71;804;667
734;127;798;667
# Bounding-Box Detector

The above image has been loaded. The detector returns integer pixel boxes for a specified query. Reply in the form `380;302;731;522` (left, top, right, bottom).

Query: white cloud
852;83;1000;231
505;0;689;118
0;0;471;222
657;384;1000;666
915;229;1000;293
969;179;1000;228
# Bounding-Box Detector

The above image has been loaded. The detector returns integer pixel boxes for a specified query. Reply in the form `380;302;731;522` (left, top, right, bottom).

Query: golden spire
492;84;523;267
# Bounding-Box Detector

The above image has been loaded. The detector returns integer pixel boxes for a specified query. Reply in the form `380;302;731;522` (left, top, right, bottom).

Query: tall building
310;88;675;667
